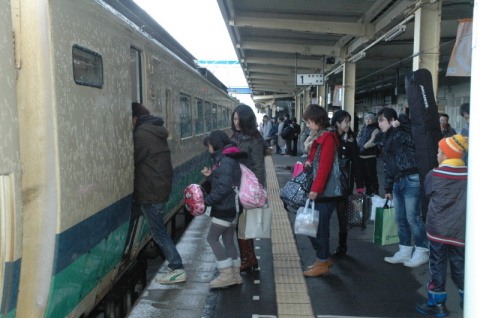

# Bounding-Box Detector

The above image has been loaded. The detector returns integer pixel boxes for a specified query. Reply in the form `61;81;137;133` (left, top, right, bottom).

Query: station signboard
296;73;324;86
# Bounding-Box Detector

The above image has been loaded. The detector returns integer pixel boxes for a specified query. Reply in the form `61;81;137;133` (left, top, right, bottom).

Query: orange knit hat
438;134;468;159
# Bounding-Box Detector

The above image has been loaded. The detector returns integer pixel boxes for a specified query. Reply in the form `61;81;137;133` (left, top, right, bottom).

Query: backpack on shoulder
236;164;267;209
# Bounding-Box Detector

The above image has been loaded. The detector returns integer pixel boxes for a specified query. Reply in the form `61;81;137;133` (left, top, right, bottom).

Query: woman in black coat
330;110;363;257
231;104;267;271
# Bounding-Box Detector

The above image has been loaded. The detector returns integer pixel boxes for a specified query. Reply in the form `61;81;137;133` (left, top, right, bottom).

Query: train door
130;47;143;103
0;2;22;316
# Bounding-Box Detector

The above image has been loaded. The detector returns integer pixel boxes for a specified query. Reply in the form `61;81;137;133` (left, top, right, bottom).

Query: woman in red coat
302;104;339;276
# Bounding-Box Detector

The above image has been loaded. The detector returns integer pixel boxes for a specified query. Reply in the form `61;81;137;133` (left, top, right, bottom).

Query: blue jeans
140;203;184;270
392;174;427;248
308;201;336;261
428;240;464;292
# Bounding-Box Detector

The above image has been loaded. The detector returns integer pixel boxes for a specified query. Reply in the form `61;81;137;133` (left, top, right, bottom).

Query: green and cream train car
0;0;238;317
0;0;23;317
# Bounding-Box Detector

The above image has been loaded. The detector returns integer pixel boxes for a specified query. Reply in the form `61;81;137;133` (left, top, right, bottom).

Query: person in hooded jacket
131;102;186;284
202;130;246;288
231;104;267;271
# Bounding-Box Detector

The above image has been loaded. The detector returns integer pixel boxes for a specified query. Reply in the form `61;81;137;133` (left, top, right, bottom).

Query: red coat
306;131;339;194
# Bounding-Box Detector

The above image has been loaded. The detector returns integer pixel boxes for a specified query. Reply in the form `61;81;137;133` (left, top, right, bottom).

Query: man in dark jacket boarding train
132;102;186;284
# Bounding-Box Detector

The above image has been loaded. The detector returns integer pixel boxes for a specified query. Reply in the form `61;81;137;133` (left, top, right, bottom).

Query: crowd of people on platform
132;100;469;317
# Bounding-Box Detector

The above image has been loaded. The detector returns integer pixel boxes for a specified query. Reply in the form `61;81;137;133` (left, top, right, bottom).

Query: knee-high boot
238;238;258;272
332;232;348;257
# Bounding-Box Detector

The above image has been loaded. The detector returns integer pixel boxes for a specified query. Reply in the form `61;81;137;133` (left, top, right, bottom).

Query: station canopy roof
216;0;473;105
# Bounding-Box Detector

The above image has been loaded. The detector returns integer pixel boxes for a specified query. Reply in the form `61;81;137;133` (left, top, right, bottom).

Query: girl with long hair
231;104;267;271
329;110;363;257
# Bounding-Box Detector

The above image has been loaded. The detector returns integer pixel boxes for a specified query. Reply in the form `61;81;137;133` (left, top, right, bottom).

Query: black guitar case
405;69;443;220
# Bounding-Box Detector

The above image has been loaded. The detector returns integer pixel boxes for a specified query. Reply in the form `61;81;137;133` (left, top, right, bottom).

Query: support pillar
317;84;326;107
342;62;356;121
413;0;442;98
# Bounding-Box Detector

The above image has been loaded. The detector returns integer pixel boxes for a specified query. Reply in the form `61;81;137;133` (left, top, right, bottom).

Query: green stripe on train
44;157;210;317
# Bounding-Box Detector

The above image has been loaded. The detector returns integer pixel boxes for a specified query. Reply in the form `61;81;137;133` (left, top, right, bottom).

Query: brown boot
307;257;333;269
238;238;258;272
304;260;330;276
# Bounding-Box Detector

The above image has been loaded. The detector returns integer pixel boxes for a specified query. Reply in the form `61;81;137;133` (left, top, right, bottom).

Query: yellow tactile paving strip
265;155;314;318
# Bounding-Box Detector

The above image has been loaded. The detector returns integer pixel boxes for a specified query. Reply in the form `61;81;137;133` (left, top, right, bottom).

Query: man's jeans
393;174;427;248
308;201;336;261
428;240;464;292
140;203;184;270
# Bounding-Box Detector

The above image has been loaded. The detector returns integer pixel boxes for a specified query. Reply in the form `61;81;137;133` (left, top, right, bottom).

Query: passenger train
0;0;237;317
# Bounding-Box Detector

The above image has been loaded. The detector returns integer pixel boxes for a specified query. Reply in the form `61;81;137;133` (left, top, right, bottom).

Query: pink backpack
236;164;267;209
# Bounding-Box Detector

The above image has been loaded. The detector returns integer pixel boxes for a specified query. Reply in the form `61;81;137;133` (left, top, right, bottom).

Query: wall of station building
284;80;471;133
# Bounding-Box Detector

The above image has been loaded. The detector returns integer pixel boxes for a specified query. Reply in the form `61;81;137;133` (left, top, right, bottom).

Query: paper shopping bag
373;199;399;245
237;207;272;239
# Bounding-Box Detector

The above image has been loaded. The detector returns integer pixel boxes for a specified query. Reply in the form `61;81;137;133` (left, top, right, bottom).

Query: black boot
416;292;448;317
332;232;348;257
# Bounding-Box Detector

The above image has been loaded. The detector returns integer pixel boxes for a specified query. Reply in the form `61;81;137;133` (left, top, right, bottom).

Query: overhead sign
296;73;324;86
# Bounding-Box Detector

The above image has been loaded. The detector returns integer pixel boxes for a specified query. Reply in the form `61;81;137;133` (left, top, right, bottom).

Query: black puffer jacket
133;115;173;204
232;132;267;187
204;146;247;219
381;117;418;193
425;165;467;246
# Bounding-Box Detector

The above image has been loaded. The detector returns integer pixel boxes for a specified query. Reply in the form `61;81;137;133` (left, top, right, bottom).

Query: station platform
128;154;463;318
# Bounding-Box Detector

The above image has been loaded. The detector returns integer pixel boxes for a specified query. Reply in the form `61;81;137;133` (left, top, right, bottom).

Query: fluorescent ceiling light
384;25;406;41
351;52;366;63
334;66;343;74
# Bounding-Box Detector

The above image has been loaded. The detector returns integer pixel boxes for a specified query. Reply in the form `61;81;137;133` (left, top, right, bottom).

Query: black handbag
280;124;294;139
280;134;344;209
346;194;372;230
279;169;313;210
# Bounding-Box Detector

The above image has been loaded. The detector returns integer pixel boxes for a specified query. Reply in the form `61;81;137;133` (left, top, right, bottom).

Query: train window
130;47;143;103
221;106;227;128
212;103;218;130
204;101;212;132
195;98;204;134
180;93;192;138
72;45;103;88
165;89;173;139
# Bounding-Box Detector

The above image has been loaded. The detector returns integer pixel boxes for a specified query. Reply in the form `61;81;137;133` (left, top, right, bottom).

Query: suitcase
347;194;371;230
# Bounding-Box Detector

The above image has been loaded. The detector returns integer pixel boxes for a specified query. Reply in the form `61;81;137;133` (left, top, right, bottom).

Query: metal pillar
342;62;356;121
317;84;326;107
413;0;442;98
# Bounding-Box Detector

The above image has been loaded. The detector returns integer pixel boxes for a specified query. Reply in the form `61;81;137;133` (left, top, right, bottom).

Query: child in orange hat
416;134;468;317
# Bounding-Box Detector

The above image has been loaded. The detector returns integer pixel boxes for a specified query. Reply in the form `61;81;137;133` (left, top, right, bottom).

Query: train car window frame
204;101;212;132
180;93;193;139
130;47;143;103
212;103;218;130
72;45;103;88
165;89;173;140
195;98;204;135
221;105;227;128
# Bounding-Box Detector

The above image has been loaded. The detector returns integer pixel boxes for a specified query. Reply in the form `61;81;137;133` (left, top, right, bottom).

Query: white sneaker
155;269;186;284
384;245;413;264
301;154;308;158
404;247;429;267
